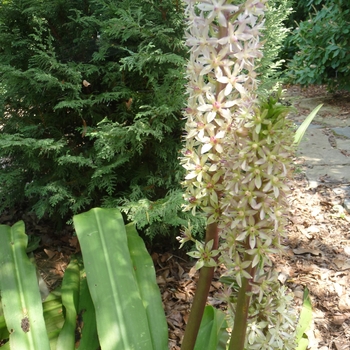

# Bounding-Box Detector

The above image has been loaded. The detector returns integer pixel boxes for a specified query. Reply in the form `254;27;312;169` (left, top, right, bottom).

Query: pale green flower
198;46;233;76
216;62;248;97
197;0;239;27
187;239;219;270
197;128;226;154
176;223;195;249
233;40;263;67
197;90;237;123
218;20;255;48
184;152;210;182
185;25;219;54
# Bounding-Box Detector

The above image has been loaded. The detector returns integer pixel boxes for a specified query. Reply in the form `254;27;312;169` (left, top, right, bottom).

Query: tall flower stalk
179;1;297;349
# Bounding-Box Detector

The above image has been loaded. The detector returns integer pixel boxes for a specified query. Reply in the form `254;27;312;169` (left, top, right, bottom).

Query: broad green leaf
73;208;154;350
42;291;65;349
76;275;99;350
295;288;313;350
125;223;168;350
297;338;309;350
0;314;9;340
57;258;80;350
1;290;65;350
294;104;323;146
194;305;229;350
0;221;50;350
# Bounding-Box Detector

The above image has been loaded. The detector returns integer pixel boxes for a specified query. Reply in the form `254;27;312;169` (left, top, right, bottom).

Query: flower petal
201;143;213;154
197;104;213;112
206;111;217;123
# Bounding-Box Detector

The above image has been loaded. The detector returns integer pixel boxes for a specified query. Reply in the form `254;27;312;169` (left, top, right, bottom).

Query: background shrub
257;0;294;94
285;0;350;91
0;0;196;238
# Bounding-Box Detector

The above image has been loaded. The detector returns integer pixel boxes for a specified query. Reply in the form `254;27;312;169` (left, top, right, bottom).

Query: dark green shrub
285;0;350;90
0;0;195;237
276;1;309;70
257;0;294;93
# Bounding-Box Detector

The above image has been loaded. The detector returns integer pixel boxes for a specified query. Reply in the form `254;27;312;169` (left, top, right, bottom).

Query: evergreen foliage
0;0;193;237
285;0;350;91
257;0;293;93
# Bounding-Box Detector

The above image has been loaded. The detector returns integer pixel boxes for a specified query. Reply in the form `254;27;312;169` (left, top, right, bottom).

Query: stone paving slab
298;129;350;166
302;165;350;188
298;97;341;116
297;126;350;188
296;97;349;127
291;93;350;212
332;126;350;139
337;139;350;152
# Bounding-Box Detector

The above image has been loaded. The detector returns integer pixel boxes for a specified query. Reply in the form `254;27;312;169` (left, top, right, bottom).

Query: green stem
228;252;255;350
180;222;219;350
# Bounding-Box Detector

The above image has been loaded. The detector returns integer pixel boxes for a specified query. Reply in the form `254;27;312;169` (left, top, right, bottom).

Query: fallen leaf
69;236;80;253
188;265;197;278
278;271;289;284
176;262;184;279
43;249;56;259
156;275;166;285
343;246;350;256
331;314;348;325
174;292;187;301
211;281;222;289
333;340;350;350
339;295;350;311
333;282;343;297
306;225;320;234
333;259;350;270
293;248;322;256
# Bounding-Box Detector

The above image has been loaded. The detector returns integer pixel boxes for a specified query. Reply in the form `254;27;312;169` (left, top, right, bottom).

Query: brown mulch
1;85;350;349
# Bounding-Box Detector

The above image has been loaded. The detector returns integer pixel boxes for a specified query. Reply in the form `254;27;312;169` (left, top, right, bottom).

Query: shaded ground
1;85;350;349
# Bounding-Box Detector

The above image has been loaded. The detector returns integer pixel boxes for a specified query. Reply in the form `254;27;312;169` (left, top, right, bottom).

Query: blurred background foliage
0;0;348;244
283;0;350;91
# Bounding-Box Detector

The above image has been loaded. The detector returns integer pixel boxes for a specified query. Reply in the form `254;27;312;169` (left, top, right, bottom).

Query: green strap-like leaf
76;275;100;350
294;104;323;146
42;291;65;348
0;221;50;350
0;290;65;349
125;223;168;350
295;288;313;350
57;257;80;350
0;314;9;340
194;305;229;350
73;208;154;350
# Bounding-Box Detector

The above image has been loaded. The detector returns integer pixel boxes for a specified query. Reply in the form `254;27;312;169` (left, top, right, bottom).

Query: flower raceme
180;0;297;349
181;0;268;225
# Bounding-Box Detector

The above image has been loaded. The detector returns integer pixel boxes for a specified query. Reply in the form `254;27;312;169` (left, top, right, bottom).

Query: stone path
288;94;350;212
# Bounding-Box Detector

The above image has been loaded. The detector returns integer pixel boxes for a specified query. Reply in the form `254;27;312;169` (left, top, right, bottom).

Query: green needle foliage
0;0;190;236
257;0;293;94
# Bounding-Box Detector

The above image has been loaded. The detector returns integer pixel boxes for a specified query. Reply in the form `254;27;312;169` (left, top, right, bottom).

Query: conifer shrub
0;0;193;237
257;0;293;93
